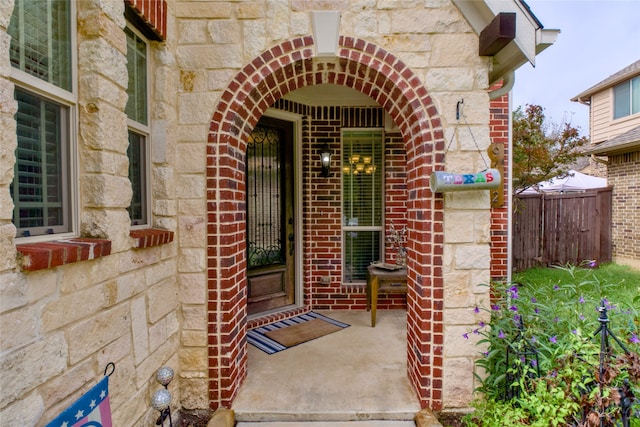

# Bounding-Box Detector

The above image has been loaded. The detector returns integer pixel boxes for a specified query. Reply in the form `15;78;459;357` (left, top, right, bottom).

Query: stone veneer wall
0;1;181;425
608;151;640;269
0;0;504;422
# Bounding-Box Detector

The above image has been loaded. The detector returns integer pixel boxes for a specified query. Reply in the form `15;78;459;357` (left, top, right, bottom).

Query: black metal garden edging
590;302;635;427
502;301;637;426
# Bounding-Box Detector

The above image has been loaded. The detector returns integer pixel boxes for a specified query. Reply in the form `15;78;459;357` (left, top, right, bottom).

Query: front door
246;116;295;315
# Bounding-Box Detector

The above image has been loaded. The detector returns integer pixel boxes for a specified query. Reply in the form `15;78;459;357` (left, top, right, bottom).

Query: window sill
130;228;174;249
16;229;174;272
17;238;112;272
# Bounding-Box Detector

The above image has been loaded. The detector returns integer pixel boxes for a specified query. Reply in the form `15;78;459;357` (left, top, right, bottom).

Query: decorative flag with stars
46;375;112;427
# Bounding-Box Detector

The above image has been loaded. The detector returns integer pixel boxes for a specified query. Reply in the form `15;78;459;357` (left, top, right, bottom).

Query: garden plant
464;264;640;427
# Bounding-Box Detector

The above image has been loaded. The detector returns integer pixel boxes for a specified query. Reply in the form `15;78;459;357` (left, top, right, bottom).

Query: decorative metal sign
429;168;502;193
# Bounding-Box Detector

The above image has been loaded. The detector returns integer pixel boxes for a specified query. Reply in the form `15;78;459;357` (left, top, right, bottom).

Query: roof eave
588;141;640;156
571;60;640;102
453;0;559;83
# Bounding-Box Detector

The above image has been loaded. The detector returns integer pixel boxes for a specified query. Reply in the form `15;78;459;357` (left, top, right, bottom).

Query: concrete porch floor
233;310;424;426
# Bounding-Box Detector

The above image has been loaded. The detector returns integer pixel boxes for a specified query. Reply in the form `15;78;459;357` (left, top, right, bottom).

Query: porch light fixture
320;143;332;178
152;366;174;426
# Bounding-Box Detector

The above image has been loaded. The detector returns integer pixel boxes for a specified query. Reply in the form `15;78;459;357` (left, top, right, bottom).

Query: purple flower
513;314;521;323
462;333;469;339
630;333;640;344
473;328;480;335
508;286;519;299
483;351;489;357
571;329;578;335
553;317;559;323
509;305;518;312
491;304;500;311
498;330;505;339
553;285;560;291
531;359;538;367
530;335;537;343
474;306;480;314
549;336;557;343
579;296;585;304
478;321;486;328
534;308;540;313
531;297;537;303
579;314;585;321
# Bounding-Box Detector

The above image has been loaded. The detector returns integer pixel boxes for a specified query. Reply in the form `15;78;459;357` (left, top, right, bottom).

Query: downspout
489;70;515;100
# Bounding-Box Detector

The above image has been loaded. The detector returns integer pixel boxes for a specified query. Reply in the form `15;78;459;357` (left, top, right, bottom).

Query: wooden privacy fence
512;187;612;272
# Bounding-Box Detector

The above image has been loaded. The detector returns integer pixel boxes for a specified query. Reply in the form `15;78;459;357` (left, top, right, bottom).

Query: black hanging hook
103;362;115;377
456;99;464;121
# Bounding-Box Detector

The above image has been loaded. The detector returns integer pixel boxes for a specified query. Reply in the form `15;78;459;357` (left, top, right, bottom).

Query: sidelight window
342;129;384;282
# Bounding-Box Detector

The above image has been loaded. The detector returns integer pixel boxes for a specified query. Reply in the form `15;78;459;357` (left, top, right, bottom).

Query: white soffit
453;0;559;82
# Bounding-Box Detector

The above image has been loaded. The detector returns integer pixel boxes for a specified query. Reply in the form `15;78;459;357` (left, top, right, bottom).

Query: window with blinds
12;88;70;236
9;0;74;238
125;25;150;226
342;129;384;282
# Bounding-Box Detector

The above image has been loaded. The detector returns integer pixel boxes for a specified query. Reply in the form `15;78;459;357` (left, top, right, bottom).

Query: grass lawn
513;262;640;308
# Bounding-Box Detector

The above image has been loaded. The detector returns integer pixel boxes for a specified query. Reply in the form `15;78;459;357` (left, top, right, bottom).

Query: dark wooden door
246;116;295;315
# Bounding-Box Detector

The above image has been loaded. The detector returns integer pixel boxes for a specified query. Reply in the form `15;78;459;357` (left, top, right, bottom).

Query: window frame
613;76;640;120
341;128;385;283
125;23;151;228
9;0;79;243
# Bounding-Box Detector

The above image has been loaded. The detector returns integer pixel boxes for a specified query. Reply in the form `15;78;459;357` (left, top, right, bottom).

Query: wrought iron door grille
247;125;284;269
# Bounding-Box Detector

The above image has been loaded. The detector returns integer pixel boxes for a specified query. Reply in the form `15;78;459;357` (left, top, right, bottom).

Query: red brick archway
206;35;445;410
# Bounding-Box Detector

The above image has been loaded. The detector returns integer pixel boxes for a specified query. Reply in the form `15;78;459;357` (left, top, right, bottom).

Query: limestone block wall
0;0;506;419
0;1;181;425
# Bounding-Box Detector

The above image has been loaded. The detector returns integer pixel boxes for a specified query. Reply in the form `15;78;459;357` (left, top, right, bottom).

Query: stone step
231;409;443;427
236;422;416;426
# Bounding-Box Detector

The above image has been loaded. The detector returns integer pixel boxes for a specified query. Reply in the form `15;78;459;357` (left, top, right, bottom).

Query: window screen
614;76;640;119
125;27;148;125
125;25;149;226
8;0;72;90
342;130;384;282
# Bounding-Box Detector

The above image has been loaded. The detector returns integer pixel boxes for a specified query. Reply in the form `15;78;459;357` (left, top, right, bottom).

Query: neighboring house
0;0;557;424
572;60;640;269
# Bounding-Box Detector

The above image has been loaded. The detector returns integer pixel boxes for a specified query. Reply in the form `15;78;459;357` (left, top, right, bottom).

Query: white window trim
10;1;79;243
125;22;152;229
612;76;640;121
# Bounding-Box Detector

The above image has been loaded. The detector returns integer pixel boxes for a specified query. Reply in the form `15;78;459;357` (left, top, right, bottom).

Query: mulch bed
436;412;467;427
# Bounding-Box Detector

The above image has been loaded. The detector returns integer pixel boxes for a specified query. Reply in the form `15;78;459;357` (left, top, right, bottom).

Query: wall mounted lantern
320;143;332;178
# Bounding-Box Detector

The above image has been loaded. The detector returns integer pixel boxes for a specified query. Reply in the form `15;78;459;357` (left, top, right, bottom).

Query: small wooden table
366;264;408;327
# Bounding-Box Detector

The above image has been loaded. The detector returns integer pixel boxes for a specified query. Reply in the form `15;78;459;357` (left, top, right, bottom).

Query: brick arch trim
206;35;445;409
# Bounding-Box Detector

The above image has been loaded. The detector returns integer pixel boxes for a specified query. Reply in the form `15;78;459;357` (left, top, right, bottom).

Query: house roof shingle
571;59;640;103
588;124;640;155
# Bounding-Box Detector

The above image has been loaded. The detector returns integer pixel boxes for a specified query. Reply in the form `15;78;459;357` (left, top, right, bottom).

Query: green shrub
466;264;640;426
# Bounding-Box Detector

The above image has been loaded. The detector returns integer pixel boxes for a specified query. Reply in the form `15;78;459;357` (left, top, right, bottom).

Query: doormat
247;312;349;354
